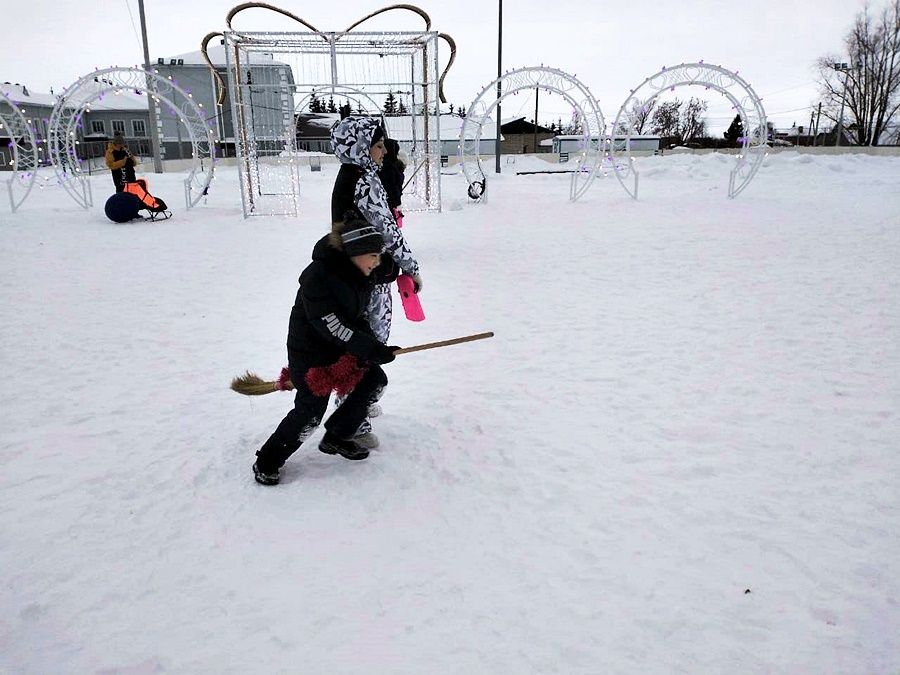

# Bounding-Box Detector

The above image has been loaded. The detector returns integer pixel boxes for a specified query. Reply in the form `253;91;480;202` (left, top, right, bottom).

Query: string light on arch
611;62;767;199
47;66;216;210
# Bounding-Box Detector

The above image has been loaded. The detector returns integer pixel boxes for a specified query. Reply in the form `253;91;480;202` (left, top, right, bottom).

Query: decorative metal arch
0;90;40;213
459;66;605;202
611;62;767;199
48;67;216;210
204;3;457;106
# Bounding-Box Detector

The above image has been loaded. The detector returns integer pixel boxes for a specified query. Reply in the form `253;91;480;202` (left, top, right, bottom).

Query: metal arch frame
0;90;40;213
224;29;442;217
214;3;457;104
48;67;217;210
611;62;767;199
459;66;605;202
205;4;456;218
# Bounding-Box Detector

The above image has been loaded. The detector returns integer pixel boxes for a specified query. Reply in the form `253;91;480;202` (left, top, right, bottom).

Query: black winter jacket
286;235;399;368
330;163;365;225
379;157;405;210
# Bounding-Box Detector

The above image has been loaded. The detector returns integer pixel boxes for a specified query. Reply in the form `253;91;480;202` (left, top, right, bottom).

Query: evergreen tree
384;91;398;115
309;92;322;113
327;96;337;114
339;101;352;119
457;105;466;118
724;114;744;145
397;97;408;115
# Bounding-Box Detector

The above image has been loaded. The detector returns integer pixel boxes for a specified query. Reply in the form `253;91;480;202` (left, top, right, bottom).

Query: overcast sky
4;0;873;132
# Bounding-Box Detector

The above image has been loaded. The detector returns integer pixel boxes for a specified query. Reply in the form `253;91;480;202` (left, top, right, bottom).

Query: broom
230;331;494;396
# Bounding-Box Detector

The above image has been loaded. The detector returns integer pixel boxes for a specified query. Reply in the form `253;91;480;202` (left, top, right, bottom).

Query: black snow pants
255;356;387;472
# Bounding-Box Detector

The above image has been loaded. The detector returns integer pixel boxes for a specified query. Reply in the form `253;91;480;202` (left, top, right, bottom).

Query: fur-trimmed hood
330;116;382;174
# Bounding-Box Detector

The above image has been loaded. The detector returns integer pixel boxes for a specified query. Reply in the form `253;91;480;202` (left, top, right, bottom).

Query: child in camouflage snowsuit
329;117;423;444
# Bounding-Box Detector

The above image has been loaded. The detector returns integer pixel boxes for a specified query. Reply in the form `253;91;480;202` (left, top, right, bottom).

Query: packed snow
1;151;898;674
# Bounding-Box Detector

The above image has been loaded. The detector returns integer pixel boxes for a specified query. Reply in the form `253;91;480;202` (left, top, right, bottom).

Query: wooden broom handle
394;332;494;355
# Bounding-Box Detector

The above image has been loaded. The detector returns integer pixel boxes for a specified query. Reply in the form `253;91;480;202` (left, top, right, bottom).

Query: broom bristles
230;371;279;396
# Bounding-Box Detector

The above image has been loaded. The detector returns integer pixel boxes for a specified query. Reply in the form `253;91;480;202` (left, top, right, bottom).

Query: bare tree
651;100;682;139
616;98;657;134
562;109;584;135
815;0;900;145
680;97;709;143
650;97;709;144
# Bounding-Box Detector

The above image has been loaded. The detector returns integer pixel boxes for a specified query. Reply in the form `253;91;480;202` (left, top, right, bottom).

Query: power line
760;81;818;97
123;0;143;52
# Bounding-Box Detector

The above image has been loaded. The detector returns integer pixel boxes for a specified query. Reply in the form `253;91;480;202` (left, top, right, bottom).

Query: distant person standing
378;138;406;226
105;131;136;193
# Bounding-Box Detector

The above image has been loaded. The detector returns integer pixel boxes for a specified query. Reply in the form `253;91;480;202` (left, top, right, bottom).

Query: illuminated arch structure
460;66;605;202
0;89;40;213
48;67;216;210
611;62;767;199
206;3;457;218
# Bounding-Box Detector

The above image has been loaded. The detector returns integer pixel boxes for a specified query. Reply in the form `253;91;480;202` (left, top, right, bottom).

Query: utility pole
138;0;164;173
809;101;822;147
532;87;539;154
495;0;502;173
833;62;851;148
813;101;822;146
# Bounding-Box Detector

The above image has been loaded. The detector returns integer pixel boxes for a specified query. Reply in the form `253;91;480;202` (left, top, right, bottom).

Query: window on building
112;120;125;134
90;120;105;135
132;119;147;137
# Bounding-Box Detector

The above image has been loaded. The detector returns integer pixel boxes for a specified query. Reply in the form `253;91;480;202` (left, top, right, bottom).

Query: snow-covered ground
1;152;898;674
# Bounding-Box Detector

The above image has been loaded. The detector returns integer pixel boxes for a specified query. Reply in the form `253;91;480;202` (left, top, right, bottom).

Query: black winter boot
254;434;296;485
318;431;369;460
252;462;280;486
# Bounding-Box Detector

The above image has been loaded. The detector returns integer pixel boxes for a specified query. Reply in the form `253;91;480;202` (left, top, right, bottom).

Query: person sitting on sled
329;117;423;449
252;214;401;486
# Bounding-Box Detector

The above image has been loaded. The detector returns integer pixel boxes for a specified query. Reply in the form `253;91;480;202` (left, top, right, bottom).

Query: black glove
371;343;400;364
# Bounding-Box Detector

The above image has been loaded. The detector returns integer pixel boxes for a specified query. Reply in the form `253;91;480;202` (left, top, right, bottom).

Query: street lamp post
833;62;851;147
495;0;502;174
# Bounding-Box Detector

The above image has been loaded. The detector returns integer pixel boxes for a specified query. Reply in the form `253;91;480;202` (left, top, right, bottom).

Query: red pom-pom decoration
304;355;368;397
275;366;292;391
329;354;369;396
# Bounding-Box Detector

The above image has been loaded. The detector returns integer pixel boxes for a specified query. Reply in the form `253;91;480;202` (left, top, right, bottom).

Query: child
329;117;423;448
252;215;401;486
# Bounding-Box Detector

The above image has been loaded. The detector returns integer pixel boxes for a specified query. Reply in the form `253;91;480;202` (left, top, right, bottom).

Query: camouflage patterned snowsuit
330;117;421;431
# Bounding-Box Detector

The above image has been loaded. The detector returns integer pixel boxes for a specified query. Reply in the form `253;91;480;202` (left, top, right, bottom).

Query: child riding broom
251;213;400;485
